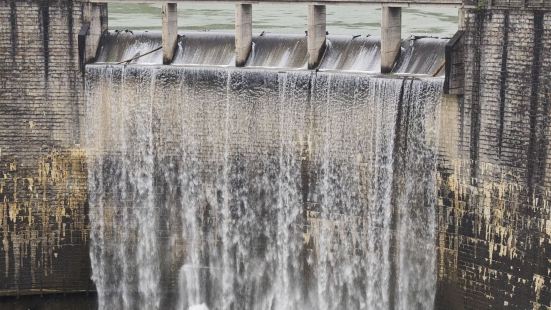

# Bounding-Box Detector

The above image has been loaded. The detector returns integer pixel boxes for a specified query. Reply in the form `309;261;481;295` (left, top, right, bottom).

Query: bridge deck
88;0;464;7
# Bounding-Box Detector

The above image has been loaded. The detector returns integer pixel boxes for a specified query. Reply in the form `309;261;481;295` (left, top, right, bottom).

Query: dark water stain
67;0;74;58
9;0;17;61
388;77;410;310
402;81;414;154
100;5;108;33
468;11;485;184
65;0;81;145
38;0;50;81
458;95;465;153
299;71;317;308
497;12;509;157
526;11;546;196
301;76;312;209
303;71;315;219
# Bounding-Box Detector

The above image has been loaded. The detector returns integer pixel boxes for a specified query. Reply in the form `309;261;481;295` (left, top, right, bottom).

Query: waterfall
85;65;442;310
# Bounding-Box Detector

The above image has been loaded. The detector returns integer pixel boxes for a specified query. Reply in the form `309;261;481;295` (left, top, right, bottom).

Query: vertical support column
458;6;466;31
235;3;252;67
79;3;108;69
307;4;326;69
162;3;178;65
381;6;401;73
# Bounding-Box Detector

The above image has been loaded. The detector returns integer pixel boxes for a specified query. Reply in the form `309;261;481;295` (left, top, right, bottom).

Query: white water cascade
85;65;442;310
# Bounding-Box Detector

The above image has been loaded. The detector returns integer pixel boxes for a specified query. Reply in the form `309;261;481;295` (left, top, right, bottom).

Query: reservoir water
108;3;459;37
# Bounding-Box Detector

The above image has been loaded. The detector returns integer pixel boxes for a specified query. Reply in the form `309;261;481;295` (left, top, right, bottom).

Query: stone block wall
436;8;551;309
0;0;93;295
464;0;551;9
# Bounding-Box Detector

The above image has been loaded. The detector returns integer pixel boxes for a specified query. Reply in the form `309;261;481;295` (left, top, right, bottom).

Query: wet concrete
0;293;97;310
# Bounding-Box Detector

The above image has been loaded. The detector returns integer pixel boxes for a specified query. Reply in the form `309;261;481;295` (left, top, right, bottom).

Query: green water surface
108;3;460;37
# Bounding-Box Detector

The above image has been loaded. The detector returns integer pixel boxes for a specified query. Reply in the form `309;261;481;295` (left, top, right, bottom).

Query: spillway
96;32;163;64
94;31;446;74
319;35;380;72
173;33;236;66
86;32;445;310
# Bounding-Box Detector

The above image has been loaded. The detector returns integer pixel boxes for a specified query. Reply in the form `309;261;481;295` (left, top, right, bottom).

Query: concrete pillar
381;6;401;73
82;3;107;62
235;3;252;67
458;7;466;30
79;3;107;69
162;3;178;64
307;5;326;69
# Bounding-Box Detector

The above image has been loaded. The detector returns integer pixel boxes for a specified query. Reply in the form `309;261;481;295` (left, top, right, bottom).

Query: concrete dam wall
437;9;551;309
0;0;94;295
0;0;550;309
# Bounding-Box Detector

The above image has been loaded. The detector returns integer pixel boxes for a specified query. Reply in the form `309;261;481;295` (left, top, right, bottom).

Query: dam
1;0;551;309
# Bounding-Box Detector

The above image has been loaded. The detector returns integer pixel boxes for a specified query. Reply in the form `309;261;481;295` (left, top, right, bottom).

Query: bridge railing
82;0;464;71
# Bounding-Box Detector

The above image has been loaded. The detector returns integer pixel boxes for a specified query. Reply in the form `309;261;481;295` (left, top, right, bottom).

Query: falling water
319;36;380;72
85;65;442;310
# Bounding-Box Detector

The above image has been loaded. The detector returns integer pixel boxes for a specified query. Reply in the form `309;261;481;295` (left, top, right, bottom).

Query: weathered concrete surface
0;0;93;295
162;3;178;64
81;3;107;64
0;293;97;309
443;30;464;95
235;3;252;67
436;8;551;309
307;4;326;69
380;6;401;73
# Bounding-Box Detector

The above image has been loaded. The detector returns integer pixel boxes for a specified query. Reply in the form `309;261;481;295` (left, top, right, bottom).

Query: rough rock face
0;0;92;294
436;9;551;309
